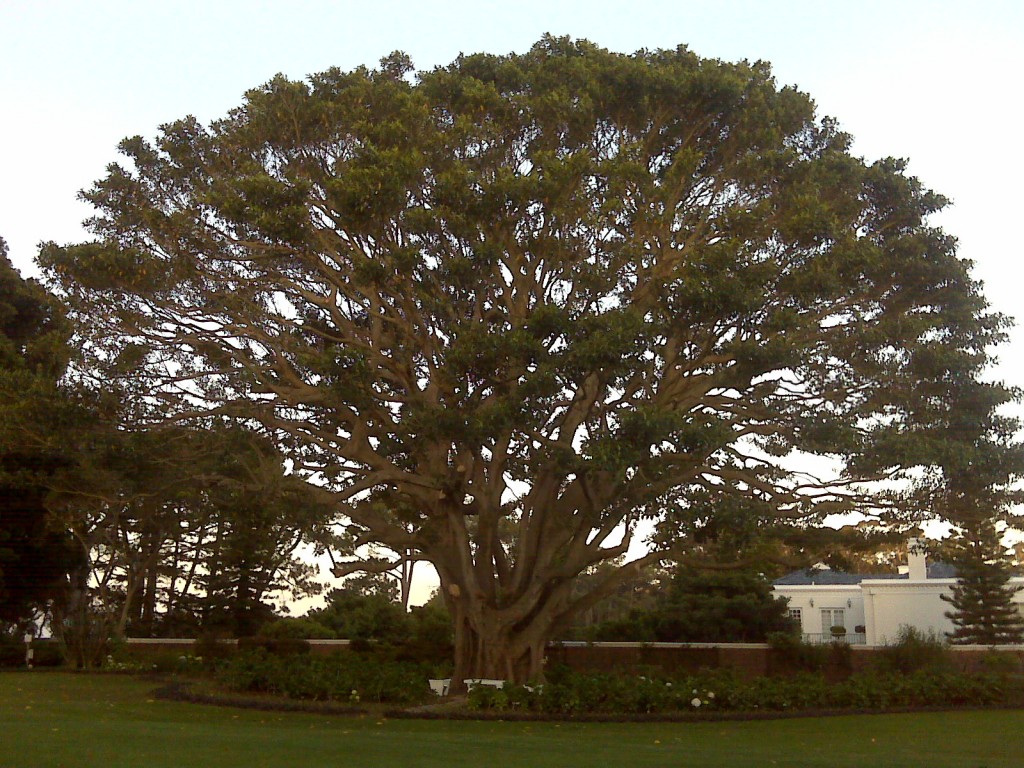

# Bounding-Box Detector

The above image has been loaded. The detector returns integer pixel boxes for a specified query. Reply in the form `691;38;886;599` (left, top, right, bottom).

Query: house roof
773;562;958;586
921;562;958;579
773;569;881;586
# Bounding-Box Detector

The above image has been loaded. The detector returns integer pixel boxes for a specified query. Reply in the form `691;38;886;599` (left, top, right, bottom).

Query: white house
772;539;1024;646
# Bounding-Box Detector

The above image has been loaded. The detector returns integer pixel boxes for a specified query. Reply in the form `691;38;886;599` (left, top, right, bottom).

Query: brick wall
545;642;1024;680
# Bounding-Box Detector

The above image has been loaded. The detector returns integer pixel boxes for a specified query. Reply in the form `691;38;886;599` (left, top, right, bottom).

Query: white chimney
907;537;927;580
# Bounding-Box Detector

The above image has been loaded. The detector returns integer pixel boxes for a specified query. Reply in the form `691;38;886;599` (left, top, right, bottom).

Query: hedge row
467;668;1024;715
215;649;433;705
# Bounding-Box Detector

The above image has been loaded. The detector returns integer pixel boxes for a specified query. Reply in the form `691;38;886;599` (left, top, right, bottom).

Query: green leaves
45;40;1015;496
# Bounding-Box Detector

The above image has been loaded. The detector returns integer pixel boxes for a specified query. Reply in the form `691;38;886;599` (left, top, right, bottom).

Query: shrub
0;633;26;667
30;639;63;668
0;636;62;669
308;589;411;644
767;632;829;674
467;671;721;715
828;640;853;673
465;665;1019;715
192;634;236;666
257;618;336;639
107;645;207;675
979;650;1023;676
398;603;453;667
215;649;431;705
875;626;950;675
237;636;311;656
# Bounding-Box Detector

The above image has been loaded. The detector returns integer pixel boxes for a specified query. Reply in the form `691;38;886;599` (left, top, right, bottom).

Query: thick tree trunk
445;588;553;689
436;544;658;690
54;557;110;669
450;618;547;687
429;490;661;690
140;562;158;634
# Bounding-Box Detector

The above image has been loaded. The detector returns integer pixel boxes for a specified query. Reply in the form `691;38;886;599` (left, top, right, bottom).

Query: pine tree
941;520;1024;645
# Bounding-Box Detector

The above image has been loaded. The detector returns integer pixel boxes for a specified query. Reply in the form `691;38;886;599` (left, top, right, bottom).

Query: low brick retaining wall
123;637;352;657
545;642;770;679
545;642;1024;680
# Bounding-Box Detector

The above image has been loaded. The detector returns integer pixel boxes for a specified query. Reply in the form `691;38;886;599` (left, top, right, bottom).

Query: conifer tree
936;402;1024;646
942;520;1024;645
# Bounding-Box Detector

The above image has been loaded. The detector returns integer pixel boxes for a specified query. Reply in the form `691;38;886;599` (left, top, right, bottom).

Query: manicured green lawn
1;671;1021;767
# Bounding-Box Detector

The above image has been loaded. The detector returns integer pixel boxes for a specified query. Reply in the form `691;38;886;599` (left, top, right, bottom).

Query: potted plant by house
830;625;847;640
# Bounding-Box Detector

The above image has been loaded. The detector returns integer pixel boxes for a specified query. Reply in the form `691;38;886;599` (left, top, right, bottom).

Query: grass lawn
1;671;1021;768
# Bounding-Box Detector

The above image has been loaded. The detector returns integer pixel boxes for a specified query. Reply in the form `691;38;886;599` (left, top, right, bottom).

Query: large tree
0;236;81;626
41;38;1018;682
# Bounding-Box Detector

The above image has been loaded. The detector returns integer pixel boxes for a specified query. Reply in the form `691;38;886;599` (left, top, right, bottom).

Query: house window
820;608;845;633
788;608;802;627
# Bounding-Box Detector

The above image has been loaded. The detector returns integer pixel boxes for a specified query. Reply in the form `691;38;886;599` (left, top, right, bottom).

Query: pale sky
3;0;1022;605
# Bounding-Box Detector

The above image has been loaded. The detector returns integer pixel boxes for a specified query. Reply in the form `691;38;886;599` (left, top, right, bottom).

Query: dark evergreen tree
941;521;1024;645
308;578;410;644
0;236;81;625
933;354;1024;646
587;568;796;643
167;425;329;638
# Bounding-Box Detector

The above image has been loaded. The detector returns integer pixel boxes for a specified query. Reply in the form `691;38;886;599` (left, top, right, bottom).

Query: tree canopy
41;37;1019;681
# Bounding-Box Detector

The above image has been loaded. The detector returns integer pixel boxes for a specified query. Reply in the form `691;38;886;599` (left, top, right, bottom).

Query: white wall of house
861;579;955;646
865;577;1024;646
775;575;1024;646
774;585;865;637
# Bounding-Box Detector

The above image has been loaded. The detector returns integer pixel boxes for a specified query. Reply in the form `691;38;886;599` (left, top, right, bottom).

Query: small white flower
691;697;701;708
707;691;715;699
665;682;672;688
692;689;698;694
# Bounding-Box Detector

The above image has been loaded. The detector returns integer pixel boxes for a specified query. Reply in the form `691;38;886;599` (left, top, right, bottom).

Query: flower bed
465;668;1023;715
